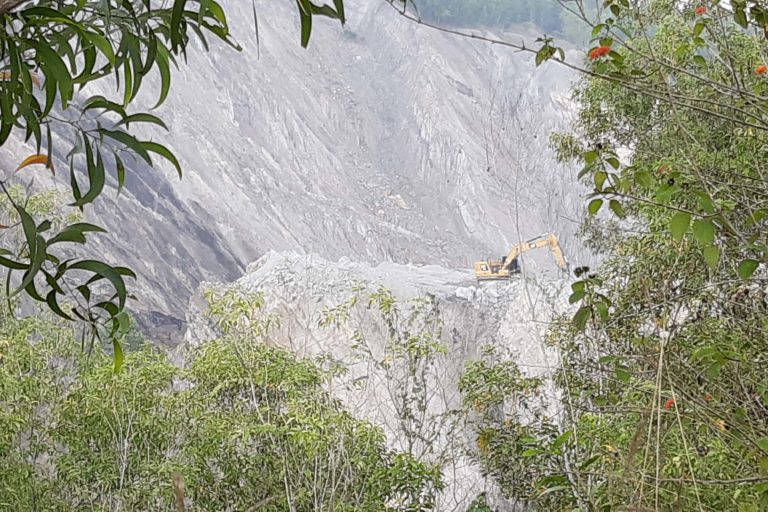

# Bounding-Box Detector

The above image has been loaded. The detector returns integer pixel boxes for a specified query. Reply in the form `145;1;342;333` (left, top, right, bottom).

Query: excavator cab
474;233;567;281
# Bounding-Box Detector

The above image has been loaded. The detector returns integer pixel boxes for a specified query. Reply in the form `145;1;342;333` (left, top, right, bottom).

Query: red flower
704;393;713;401
695;6;707;15
589;46;612;60
664;398;675;410
756;65;768;75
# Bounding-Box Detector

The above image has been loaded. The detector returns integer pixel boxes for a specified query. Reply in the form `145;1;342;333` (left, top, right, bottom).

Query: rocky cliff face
183;250;571;511
0;0;588;340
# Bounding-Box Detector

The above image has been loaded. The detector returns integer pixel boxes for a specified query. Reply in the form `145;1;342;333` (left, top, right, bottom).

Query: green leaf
594;170;607;190
68;260;129;309
609;199;625;218
297;0;312;48
98;129;152;165
588;198;603;215
569;291;585;304
46;290;74;321
634;170;652;188
154;43;172;109
738;259;759;280
697;192;715;214
702;245;720;269
72;140;106;207
706;361;723;379
26;39;74;108
310;3;342;19
734;8;748;28
573;306;591;331
552;430;572;450
116;113;168;130
333;0;345;23
692;219;715;244
595;301;609;322
115;154;126;196
758;437;768;452
170;0;189;51
113;338;124;373
48;223;107;245
670;212;691;241
143;141;182;178
615;366;631;383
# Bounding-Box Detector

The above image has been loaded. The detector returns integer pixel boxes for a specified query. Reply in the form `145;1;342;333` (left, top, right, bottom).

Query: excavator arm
474;233;568;280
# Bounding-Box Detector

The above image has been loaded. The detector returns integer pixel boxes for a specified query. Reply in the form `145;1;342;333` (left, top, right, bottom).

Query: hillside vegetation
1;0;768;511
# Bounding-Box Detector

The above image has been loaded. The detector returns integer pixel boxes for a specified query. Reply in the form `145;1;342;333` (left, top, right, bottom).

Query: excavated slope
0;0;588;340
184;250;572;511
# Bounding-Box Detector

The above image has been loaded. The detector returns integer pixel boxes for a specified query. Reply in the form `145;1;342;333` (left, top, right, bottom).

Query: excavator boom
474;233;568;280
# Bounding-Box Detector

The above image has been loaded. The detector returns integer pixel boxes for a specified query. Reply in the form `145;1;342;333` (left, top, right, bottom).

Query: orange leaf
16;154;54;175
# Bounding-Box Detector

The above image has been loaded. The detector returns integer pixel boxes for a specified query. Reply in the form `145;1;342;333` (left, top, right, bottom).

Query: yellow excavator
474;233;568;280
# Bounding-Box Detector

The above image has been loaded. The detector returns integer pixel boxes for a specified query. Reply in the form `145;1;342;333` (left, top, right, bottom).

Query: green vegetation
0;290;441;510
0;0;344;356
460;0;768;510
4;0;768;510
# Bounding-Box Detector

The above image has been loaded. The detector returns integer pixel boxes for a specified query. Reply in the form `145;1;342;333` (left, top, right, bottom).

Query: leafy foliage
0;289;441;510
462;1;768;510
0;0;345;354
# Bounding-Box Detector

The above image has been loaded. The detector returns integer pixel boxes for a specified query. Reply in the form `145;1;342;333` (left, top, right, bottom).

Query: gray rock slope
184;250;571;511
0;0;588;338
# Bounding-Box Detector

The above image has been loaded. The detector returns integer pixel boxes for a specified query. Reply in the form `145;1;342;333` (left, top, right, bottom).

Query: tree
0;286;442;510
387;0;768;509
0;0;345;359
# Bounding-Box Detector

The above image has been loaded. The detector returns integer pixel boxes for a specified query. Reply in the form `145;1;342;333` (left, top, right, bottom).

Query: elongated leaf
154;42;172;108
16;154;54;175
68;260;129;309
46;290;74;321
98;128;152;165
310;3;342;19
170;0;189;50
113;338;124;373
297;0;312;48
48;223;107;245
26;39;73;108
143;141;182;177
0;255;29;270
116;113;168;130
333;0;345;23
115;154;126;196
71;136;105;207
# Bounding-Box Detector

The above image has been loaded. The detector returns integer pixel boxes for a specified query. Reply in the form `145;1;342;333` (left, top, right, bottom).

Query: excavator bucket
474;232;568;280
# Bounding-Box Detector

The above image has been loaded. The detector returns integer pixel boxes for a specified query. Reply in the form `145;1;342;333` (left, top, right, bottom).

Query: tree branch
0;0;27;15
